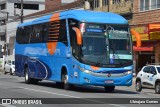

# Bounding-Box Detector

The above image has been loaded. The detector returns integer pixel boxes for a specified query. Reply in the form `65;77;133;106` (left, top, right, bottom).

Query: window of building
151;0;157;9
1;34;5;41
113;0;120;4
14;3;39;10
140;0;160;11
0;19;6;25
0;3;6;10
157;0;160;8
103;0;108;6
145;0;149;10
94;0;99;8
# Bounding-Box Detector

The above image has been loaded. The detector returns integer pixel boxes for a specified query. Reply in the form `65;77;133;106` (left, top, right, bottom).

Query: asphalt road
0;70;160;107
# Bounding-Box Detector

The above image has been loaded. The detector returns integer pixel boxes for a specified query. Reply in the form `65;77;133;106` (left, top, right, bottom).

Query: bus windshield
80;23;132;67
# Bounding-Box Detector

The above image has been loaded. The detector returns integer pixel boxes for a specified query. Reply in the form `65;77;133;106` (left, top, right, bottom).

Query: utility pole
21;0;23;23
5;12;9;56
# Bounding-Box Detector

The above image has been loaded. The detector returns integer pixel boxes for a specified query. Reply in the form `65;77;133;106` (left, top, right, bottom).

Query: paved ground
0;69;159;107
0;67;3;75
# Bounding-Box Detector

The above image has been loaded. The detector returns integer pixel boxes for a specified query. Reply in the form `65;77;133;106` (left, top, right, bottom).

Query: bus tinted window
30;23;49;43
48;19;67;46
16;27;23;44
24;26;31;44
59;20;67;45
16;23;49;44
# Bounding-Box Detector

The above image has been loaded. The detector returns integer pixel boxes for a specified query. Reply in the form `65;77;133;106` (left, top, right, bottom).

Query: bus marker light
84;77;90;83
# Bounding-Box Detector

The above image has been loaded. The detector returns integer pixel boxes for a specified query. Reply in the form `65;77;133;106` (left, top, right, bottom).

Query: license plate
105;80;114;84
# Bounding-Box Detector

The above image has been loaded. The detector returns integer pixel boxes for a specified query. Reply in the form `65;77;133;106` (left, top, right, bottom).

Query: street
0;70;160;107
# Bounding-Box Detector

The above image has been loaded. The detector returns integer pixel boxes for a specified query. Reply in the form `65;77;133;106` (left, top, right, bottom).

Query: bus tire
63;73;71;90
104;86;115;92
25;67;32;84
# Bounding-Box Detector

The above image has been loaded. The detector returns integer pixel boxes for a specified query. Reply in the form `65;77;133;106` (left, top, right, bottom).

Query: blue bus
15;10;133;92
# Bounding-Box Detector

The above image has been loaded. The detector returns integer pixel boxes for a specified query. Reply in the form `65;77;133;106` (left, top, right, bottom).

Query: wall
155;43;160;63
45;0;61;10
131;0;160;25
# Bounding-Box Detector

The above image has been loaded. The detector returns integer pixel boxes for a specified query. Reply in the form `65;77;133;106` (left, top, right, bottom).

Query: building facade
45;0;61;10
131;0;160;71
0;0;45;67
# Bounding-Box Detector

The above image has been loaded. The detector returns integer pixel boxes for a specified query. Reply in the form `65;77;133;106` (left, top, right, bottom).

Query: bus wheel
104;86;115;92
63;73;71;90
25;67;32;84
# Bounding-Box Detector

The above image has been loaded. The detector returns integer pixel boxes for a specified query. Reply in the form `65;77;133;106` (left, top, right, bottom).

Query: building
45;0;78;10
0;0;45;67
131;0;160;71
45;0;61;10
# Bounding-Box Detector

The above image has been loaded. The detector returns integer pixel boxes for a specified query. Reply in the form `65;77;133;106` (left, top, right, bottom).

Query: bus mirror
72;27;82;45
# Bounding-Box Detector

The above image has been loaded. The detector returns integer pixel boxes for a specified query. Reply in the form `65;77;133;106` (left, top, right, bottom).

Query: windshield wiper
96;52;107;66
81;59;97;65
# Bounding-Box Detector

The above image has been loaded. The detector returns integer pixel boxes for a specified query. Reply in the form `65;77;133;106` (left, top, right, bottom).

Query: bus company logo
2;99;11;104
107;73;111;77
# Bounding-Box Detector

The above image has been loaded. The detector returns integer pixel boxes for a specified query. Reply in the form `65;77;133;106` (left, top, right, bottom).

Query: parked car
4;60;15;75
135;64;160;94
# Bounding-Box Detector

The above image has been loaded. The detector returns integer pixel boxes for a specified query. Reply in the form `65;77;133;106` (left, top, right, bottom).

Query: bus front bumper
79;73;133;86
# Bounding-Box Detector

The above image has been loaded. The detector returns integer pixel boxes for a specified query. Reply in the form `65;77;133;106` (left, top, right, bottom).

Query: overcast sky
61;0;76;3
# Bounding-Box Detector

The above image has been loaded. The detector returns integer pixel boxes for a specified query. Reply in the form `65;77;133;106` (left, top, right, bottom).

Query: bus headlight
78;66;92;74
125;71;132;75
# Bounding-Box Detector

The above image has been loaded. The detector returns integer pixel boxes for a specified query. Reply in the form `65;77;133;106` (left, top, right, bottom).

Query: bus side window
16;27;23;44
30;24;44;43
23;26;31;44
59;20;68;46
41;23;48;42
68;19;79;58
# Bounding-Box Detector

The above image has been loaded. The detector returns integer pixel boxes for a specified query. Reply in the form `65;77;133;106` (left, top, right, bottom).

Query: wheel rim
64;75;68;84
136;82;140;91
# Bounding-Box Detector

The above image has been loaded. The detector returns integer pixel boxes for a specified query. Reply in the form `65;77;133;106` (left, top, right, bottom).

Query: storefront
131;24;160;74
149;24;160;64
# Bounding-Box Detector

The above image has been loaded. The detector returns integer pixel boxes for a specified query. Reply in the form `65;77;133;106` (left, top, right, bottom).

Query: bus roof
18;10;128;27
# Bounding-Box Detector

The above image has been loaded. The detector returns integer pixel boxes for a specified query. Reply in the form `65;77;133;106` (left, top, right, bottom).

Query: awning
133;46;153;51
133;41;158;51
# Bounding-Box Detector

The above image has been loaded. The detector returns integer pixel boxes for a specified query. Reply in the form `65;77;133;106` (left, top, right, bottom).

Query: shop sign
150;32;160;40
148;24;160;40
131;26;149;41
149;24;160;30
